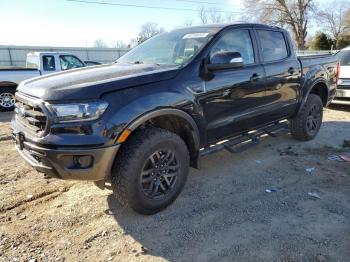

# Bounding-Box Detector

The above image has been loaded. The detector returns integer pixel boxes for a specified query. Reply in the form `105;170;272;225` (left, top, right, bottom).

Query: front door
198;28;267;143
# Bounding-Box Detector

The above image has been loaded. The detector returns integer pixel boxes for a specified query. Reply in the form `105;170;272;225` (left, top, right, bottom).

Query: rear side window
258;30;289;62
340;51;350;65
42;56;56;71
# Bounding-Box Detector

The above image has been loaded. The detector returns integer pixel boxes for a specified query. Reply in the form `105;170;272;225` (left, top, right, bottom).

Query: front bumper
13;140;119;181
11;124;120;181
332;87;350;105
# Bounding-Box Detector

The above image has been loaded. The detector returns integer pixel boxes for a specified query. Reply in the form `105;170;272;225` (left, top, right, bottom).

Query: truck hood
18;63;179;101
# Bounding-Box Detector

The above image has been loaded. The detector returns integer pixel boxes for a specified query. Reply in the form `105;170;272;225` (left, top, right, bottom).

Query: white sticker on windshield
183;33;209;39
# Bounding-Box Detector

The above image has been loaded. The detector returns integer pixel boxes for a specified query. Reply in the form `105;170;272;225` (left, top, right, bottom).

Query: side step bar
200;121;289;157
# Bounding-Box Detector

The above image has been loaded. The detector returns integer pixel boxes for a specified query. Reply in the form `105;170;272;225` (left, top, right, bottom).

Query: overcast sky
0;0;328;47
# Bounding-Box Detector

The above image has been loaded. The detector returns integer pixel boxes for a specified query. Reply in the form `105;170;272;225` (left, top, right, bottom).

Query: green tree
309;32;332;50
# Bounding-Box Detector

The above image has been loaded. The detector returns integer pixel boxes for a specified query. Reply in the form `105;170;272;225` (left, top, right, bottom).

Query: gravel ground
0;105;349;262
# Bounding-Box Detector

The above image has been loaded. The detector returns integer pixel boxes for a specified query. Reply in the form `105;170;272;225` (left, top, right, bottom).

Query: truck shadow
105;120;350;261
0;112;13;123
328;104;350;112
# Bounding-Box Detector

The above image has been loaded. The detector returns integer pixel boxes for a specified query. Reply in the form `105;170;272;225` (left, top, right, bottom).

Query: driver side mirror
207;51;244;71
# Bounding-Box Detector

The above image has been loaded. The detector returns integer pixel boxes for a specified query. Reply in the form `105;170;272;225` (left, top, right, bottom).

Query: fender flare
126;108;201;152
296;79;329;115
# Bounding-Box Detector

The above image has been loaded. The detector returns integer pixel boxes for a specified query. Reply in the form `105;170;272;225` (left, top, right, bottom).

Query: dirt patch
0;107;349;261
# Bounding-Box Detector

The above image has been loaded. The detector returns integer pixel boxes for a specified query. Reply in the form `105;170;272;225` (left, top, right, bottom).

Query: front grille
15;93;48;136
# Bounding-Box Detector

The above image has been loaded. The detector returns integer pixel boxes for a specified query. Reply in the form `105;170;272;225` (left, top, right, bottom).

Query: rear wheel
0;87;15;111
290;94;323;141
111;127;189;215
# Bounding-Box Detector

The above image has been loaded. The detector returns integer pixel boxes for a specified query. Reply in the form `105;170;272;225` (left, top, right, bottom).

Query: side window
42;56;56;71
258;30;288;62
340;51;350;66
210;29;255;65
59;55;84;70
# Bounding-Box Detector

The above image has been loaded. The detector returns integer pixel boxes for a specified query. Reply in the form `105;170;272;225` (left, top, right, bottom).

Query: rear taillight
336;62;340;84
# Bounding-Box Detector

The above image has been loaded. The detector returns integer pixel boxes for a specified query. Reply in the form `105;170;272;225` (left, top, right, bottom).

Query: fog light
73;155;93;169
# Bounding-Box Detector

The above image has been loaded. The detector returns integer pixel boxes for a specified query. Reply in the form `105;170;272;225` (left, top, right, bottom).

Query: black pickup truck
11;23;338;214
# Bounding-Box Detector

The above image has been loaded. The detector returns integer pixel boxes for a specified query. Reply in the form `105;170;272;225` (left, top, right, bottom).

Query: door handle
250;73;261;81
288;67;295;75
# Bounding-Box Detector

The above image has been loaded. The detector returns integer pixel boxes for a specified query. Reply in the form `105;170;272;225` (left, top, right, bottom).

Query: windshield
117;29;216;66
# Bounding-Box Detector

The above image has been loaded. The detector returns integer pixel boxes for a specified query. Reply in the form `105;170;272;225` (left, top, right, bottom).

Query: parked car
11;23;338;214
333;46;350;105
0;52;86;111
84;60;102;66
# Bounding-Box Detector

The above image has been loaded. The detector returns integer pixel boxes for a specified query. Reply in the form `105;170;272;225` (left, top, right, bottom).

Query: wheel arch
296;80;329;116
0;81;18;88
308;81;328;106
124;108;201;168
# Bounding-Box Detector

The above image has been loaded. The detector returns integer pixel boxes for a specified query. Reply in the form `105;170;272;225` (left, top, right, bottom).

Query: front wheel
290;94;323;141
111;127;189;215
0;87;16;111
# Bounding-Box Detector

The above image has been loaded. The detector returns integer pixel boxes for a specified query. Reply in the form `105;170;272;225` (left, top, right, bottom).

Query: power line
176;0;242;7
65;0;243;14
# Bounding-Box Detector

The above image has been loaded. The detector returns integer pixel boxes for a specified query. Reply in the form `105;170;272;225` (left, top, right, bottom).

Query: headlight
50;101;108;123
337;79;343;85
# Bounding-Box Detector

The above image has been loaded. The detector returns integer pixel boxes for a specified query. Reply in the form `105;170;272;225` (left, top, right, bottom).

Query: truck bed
298;53;337;68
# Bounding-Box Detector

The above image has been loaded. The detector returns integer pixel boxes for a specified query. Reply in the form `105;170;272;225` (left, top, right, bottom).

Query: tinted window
339;50;350;65
42;56;56;71
59;55;84;70
210;29;255;65
258;30;288;62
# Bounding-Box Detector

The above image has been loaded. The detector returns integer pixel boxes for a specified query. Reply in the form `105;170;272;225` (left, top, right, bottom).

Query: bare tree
198;7;225;24
110;40;127;49
208;8;224;23
345;8;350;28
198;7;208;24
244;0;314;50
128;38;139;49
225;13;236;23
317;2;350;48
137;22;165;44
93;39;108;48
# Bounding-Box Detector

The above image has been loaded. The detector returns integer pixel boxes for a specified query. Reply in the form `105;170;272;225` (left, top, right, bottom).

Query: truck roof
173;23;282;32
27;51;73;56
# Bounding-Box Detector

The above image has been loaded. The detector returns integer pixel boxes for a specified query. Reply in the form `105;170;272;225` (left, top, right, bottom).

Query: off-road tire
111;127;189;215
290;94;323;141
0;87;16;111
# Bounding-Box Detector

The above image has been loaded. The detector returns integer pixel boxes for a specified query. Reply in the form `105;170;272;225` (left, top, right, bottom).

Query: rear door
255;28;300;121
198;27;267;143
